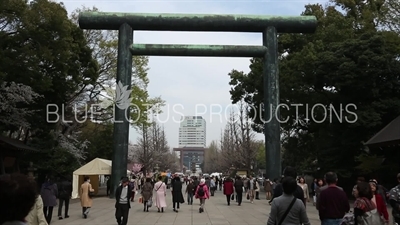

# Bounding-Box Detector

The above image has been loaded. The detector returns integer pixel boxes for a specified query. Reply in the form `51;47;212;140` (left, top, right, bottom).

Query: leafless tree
220;101;258;172
204;140;223;173
130;121;178;173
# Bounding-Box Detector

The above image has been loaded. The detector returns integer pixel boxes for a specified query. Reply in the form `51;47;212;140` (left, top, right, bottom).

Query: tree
78;121;113;162
69;7;164;126
0;82;41;133
228;2;400;175
1;0;100;174
204;140;222;173
381;0;400;32
220;102;259;171
131;121;176;173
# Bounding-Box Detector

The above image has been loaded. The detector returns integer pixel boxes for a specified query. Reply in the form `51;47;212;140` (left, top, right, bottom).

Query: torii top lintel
78;12;317;33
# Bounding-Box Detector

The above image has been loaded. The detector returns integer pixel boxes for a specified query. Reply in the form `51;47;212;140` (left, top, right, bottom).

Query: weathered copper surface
130;44;267;57
79;12;317;33
263;27;281;179
110;23;132;198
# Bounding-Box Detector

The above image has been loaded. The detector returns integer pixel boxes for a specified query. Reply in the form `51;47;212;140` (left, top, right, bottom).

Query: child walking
195;179;209;213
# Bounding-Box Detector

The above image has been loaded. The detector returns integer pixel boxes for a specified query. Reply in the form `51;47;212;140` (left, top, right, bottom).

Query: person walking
129;178;137;202
223;177;234;205
267;177;310;225
115;177;132;225
141;178;153;212
247;175;256;203
26;180;48;225
40;177;58;224
154;176;167;213
317;172;349;225
369;180;389;224
0;174;38;225
389;173;400;225
80;176;94;219
185;180;195;205
195;178;210;213
298;177;310;207
57;177;72;220
171;176;184;212
269;166;305;205
264;178;273;200
234;176;244;206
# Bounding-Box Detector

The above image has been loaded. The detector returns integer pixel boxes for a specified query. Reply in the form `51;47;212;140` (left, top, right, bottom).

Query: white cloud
60;0;328;148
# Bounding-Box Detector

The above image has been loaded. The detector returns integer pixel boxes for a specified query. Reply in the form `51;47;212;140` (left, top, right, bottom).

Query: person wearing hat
389;173;400;225
369;179;389;224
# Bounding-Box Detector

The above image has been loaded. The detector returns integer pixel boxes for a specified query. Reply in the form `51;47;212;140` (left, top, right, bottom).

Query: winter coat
80;182;94;207
40;182;58;207
223;180;234;195
171;178;185;203
26;195;48;225
141;182;153;201
195;183;210;199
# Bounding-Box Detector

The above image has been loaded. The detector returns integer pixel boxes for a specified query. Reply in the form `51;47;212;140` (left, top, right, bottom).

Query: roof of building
365;115;400;148
0;136;38;152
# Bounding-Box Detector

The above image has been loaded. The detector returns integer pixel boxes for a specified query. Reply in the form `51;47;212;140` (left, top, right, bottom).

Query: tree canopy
228;1;400;176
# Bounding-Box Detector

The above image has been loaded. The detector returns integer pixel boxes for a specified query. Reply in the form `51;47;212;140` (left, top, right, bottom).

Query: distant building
179;116;206;148
173;147;205;172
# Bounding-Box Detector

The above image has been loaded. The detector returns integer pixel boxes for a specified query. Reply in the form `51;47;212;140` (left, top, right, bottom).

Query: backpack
197;185;205;197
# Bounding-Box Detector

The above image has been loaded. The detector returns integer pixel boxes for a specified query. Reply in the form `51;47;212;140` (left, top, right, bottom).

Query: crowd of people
1;169;400;225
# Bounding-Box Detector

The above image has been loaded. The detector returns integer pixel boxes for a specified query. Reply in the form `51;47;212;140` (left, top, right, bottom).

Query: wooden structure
0;136;38;174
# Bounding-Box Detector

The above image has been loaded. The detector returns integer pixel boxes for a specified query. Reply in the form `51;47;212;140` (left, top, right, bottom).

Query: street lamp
154;164;160;177
191;157;196;174
229;165;235;177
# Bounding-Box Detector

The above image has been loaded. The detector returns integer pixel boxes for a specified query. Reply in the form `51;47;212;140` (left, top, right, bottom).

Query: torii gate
78;12;317;197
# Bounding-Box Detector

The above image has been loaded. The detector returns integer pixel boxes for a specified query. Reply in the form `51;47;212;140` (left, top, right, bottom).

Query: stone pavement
53;189;322;225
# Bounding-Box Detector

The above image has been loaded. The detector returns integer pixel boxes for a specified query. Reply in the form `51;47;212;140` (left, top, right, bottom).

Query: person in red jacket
369;180;389;224
223;177;234;205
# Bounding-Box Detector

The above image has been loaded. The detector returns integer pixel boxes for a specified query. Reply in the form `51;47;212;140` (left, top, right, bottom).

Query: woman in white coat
26;194;48;225
154;176;167;213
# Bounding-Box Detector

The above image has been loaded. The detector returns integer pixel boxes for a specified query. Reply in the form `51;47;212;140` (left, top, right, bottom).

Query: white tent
72;158;112;199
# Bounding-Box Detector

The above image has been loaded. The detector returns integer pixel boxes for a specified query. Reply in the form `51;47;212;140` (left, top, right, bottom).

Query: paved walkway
53;189;322;225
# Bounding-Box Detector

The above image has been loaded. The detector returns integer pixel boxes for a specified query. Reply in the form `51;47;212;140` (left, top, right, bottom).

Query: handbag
231;195;234;200
147;198;153;207
276;197;297;225
357;209;384;225
88;191;95;198
341;212;355;225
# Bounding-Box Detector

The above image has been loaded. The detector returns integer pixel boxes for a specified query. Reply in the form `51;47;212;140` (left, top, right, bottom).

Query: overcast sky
59;0;328;148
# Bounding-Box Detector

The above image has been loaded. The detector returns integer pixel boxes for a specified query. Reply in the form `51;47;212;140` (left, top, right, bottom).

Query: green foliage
228;1;400;175
255;141;266;169
79;121;114;162
355;153;385;174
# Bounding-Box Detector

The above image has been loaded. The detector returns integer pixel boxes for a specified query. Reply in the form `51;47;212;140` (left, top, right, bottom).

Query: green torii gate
78;12;317;197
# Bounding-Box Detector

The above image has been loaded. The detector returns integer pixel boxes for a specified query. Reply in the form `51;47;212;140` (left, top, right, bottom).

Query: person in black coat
171;176;184;212
57;177;72;220
268;166;305;205
115;177;132;225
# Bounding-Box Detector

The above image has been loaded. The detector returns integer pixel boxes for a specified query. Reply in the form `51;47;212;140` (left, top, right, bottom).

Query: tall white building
179;116;206;148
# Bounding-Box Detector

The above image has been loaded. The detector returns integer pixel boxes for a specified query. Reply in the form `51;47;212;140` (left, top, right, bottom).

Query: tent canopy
73;158;112;175
366;115;400;148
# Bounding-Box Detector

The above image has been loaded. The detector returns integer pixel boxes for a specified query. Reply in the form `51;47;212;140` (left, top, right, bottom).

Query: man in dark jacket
268;166;305;205
115;177;132;225
57;177;72;220
234;176;244;206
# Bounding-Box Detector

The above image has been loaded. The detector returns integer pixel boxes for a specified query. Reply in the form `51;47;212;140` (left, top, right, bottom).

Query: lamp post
229;165;235;177
191;156;197;174
154;164;160;178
